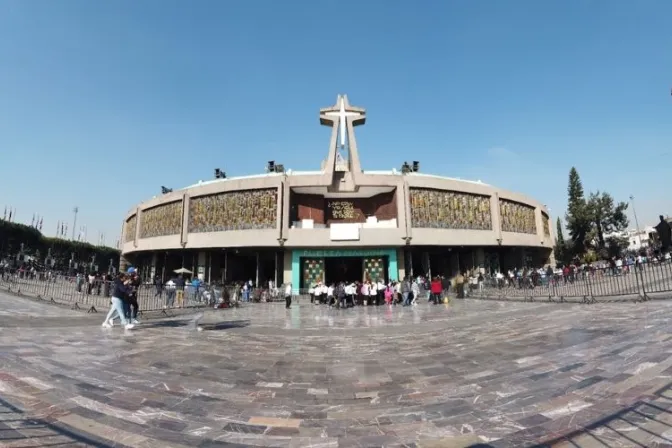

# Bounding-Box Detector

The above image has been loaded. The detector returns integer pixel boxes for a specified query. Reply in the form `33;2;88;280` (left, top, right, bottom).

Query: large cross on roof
319;95;366;176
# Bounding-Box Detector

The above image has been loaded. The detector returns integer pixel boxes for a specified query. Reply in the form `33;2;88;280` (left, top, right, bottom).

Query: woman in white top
369;281;378;306
361;282;370;305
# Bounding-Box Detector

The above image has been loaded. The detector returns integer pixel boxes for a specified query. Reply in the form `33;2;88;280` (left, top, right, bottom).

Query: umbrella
173;267;193;274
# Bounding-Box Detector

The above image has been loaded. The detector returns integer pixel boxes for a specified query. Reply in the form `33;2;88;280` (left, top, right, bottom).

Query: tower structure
319;95;366;191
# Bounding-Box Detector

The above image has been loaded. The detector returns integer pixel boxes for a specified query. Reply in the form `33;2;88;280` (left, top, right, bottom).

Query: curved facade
121;95;554;287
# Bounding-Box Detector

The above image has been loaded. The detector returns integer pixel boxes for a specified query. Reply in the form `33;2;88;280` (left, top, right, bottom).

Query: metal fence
469;260;672;303
0;270;284;314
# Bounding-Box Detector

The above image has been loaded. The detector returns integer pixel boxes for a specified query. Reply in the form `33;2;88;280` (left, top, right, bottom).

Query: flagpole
72;207;78;241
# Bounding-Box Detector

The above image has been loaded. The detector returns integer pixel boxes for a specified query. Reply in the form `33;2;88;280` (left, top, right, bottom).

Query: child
384;284;393;305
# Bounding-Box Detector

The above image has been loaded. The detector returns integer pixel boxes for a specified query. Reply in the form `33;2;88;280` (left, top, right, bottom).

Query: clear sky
1;1;670;245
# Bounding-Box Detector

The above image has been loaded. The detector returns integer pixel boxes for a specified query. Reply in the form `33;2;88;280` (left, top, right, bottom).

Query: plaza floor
0;294;671;447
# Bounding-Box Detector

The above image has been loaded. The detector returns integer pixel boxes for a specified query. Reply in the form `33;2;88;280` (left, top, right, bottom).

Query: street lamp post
630;195;642;249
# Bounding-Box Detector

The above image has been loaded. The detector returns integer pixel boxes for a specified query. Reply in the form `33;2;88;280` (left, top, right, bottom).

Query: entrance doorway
324;257;363;284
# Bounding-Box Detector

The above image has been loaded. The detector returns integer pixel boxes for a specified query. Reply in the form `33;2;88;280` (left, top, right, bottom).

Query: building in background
120;95;554;287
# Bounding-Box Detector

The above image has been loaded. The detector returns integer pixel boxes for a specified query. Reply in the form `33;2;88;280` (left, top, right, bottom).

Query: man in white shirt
369;281;378;306
284;283;292;309
327;284;335;307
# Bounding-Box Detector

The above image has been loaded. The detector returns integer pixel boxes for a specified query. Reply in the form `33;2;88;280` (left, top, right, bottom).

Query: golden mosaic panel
409;188;492;230
499;199;537;234
188;188;278;233
139;201;183;239
124;215;137;243
542;212;550;237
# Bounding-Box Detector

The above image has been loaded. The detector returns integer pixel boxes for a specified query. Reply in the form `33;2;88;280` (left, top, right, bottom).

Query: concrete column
422;251;431;278
475;248;485;268
400;181;412;241
255;252;260;287
407;250;414;277
180;194;190;247
133;207;141;248
491;194;502;243
150;253;157;279
281;180;290;242
450;251;460;276
283;250;292;284
274;251;278;286
535;208;545;245
197;251;206;281
224;251;229;283
396;249;406;281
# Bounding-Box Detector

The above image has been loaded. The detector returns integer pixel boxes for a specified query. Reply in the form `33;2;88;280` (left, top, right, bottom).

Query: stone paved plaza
1;293;672;447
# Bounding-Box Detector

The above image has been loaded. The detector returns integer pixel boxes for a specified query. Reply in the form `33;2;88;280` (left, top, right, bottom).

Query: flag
8;209;12;222
3;206;6;221
38;218;43;231
57;221;60;236
31;214;35;227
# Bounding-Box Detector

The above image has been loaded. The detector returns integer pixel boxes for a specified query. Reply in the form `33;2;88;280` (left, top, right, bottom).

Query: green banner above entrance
295;249;390;258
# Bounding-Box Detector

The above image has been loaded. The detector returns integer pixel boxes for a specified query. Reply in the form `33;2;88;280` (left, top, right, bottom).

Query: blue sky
1;1;671;245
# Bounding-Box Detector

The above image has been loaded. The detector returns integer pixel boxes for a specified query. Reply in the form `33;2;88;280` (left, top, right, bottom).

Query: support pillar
150;253;157;280
422;251;431;278
475;248;485;270
283;250;292;284
255;252;260;287
274;251;278;287
224;251;229;283
197;251;206;281
396;249;405;281
207;252;212;284
408;250;414;278
450;250;460;276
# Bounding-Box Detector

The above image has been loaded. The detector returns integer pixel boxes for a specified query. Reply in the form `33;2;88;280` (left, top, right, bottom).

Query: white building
604;227;656;252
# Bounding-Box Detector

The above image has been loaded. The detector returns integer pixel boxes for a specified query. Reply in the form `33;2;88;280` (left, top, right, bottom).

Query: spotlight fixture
161;186;173;194
274;164;285;173
214;168;226;179
266;161;275;173
401;162;412;174
412;161;420;172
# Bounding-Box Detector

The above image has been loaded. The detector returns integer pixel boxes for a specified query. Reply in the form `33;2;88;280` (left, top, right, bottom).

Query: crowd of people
305;273;478;308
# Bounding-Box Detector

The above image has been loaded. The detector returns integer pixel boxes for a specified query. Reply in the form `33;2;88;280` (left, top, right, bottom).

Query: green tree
555;217;565;245
0;220;119;271
565;167;591;255
587;191;629;252
606;235;630;259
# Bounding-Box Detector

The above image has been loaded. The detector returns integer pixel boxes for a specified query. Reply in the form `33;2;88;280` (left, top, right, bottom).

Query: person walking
102;273;135;330
126;268;141;324
401;277;411;306
284;283;292;309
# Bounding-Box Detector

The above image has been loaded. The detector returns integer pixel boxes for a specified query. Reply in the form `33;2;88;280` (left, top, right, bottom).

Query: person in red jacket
430;277;442;305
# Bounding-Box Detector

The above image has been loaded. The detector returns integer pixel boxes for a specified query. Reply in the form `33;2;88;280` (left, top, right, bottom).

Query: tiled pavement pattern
1;292;672;447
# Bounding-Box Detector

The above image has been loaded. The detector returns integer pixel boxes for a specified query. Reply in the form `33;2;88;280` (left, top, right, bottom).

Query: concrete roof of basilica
181;170;490;191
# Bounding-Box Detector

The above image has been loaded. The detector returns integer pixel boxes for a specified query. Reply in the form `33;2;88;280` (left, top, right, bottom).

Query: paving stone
1;291;672;446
